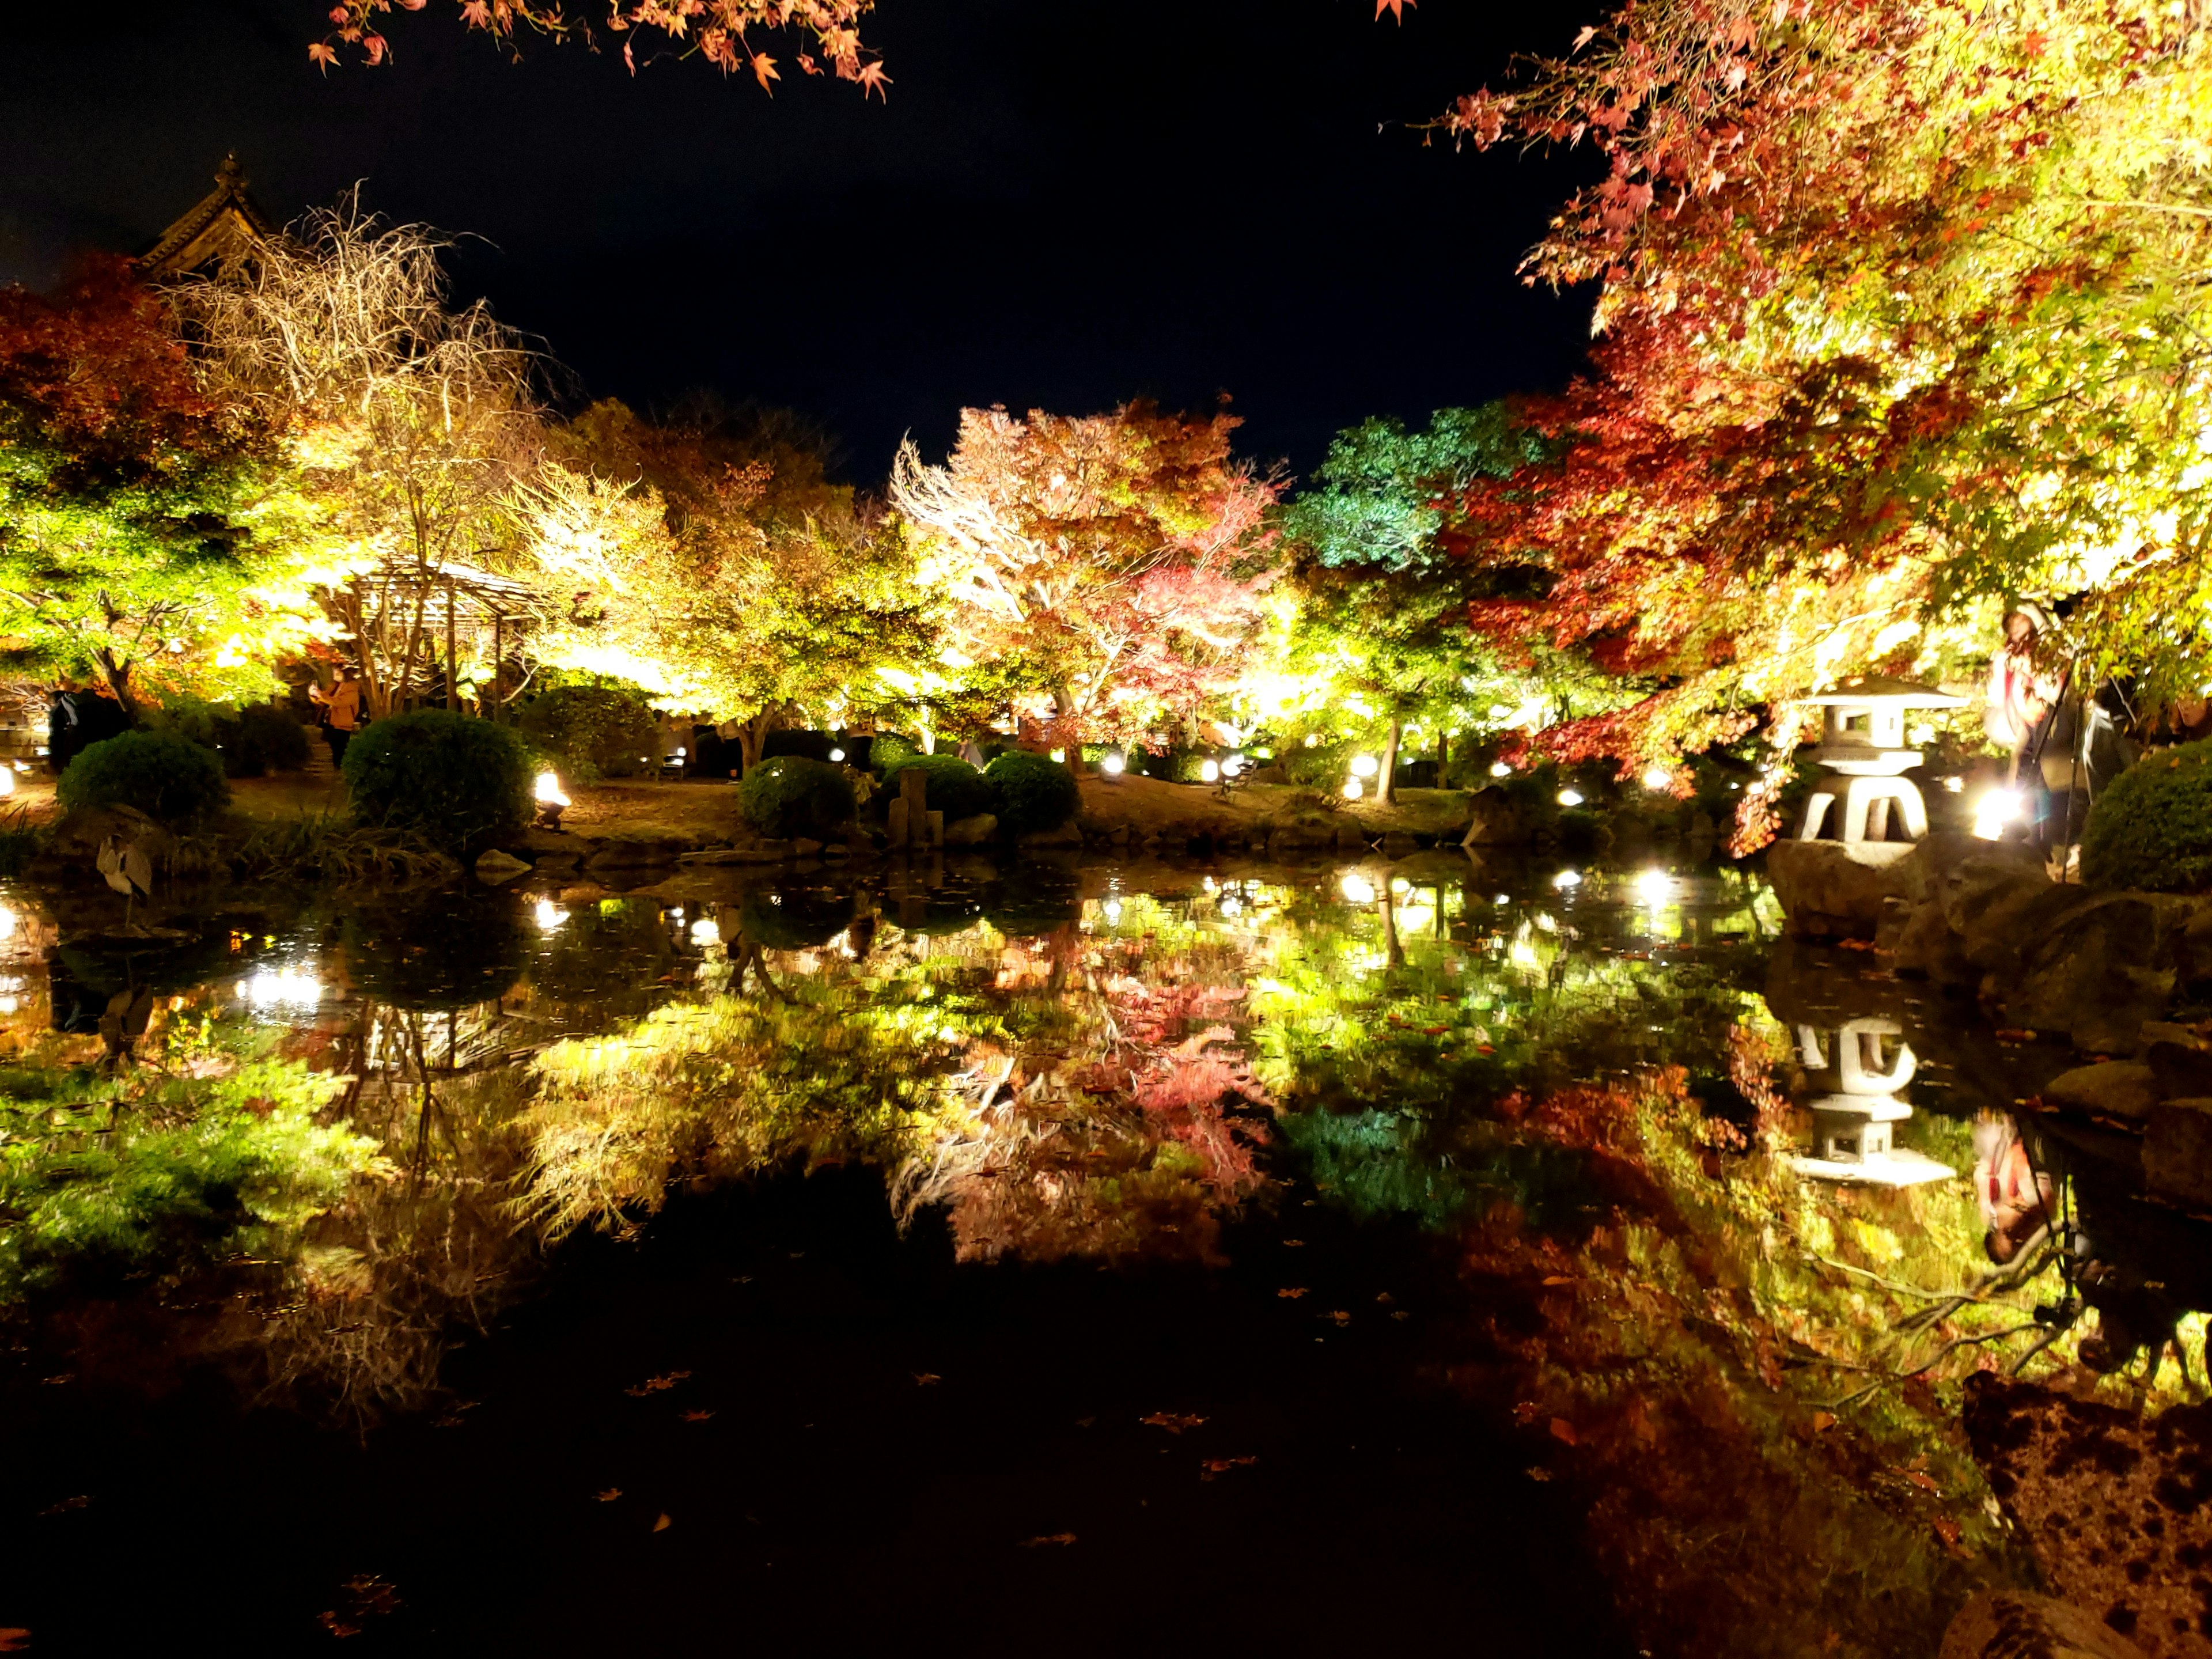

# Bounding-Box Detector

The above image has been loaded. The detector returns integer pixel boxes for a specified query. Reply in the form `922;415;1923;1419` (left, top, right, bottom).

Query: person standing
312;666;365;769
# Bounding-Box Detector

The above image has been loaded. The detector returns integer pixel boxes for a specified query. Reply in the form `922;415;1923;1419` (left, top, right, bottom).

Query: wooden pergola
324;558;540;718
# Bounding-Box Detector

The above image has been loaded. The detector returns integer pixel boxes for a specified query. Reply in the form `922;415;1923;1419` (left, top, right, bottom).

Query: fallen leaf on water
1477;1044;1496;1055
0;1632;30;1653
914;1372;941;1386
653;1513;673;1532
1524;1467;1552;1482
1199;1456;1257;1480
317;1613;360;1638
1907;1470;1941;1495
680;1410;714;1422
594;1488;622;1502
1282;1238;1306;1248
1018;1532;1078;1547
1140;1411;1206;1434
39;1374;71;1387
625;1370;692;1397
1277;1287;1308;1299
1375;1291;1393;1304
1549;1418;1578;1446
1325;1310;1351;1326
1541;1275;1574;1287
1994;1028;2037;1044
1074;1416;1095;1428
1390;1310;1410;1321
1811;1411;1835;1434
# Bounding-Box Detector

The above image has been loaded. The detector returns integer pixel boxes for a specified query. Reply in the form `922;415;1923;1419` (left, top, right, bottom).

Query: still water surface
0;851;2200;1654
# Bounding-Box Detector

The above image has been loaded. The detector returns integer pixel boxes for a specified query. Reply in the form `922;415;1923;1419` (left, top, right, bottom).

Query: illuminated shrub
738;755;857;840
58;730;230;824
868;732;922;774
877;752;996;821
983;748;1079;835
516;684;659;782
342;711;533;853
2082;741;2212;892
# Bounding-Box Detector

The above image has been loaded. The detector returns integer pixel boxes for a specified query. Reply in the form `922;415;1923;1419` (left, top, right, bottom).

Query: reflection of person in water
1972;1112;2054;1264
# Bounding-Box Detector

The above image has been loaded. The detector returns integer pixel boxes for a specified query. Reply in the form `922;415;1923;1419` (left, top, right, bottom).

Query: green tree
0;258;316;715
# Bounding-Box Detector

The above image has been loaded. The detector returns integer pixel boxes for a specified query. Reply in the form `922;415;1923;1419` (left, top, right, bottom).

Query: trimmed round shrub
58;730;229;824
2082;741;2212;891
739;755;857;840
984;748;1080;835
516;684;658;782
877;753;997;822
342;711;533;854
869;732;922;775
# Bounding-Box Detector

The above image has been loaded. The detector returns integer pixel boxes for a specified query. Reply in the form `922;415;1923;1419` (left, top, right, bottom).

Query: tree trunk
1052;685;1082;778
1374;717;1403;806
737;710;777;774
1437;729;1449;782
92;649;137;721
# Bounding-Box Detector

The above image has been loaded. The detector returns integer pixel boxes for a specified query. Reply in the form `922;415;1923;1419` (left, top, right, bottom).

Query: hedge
738;755;857;840
2082;741;2212;892
58;731;230;824
342;711;534;854
983;748;1079;835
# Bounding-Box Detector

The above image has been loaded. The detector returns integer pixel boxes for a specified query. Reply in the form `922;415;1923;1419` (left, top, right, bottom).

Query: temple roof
139;155;274;278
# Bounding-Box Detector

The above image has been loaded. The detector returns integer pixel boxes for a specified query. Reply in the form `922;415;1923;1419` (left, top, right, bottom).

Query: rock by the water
2009;896;2183;1055
2043;1061;2161;1121
942;813;998;847
473;848;531;885
1765;837;1918;938
1939;1590;2149;1659
1018;820;1081;847
2146;1099;2212;1209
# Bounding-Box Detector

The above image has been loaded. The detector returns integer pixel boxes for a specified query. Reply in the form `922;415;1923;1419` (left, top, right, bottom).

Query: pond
0;849;2205;1654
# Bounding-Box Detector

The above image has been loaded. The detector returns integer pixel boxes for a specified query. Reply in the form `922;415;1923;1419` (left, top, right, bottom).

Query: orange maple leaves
1375;0;1416;20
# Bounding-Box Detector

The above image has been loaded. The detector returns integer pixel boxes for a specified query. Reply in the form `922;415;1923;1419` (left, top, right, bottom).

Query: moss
58;729;230;824
2082;741;2212;892
342;711;535;854
877;752;997;822
983;748;1079;835
738;755;857;840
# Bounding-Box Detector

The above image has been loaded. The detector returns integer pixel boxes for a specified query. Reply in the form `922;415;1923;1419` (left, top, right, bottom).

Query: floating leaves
1139;1411;1206;1434
1018;1532;1077;1547
1199;1455;1257;1480
625;1370;691;1396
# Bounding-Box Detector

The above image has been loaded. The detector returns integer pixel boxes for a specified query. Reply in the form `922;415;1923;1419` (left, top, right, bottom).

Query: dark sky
0;0;1599;480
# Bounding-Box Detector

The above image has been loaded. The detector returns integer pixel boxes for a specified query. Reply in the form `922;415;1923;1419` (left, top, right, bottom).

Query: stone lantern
1796;675;1969;854
1787;1018;1952;1187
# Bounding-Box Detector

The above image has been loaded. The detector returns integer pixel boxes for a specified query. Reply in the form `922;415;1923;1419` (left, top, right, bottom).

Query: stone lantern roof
1802;673;1971;709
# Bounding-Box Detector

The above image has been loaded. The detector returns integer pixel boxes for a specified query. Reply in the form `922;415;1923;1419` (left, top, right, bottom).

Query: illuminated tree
1425;0;2212;834
524;399;938;767
0;257;316;714
172;198;543;718
891;402;1278;757
312;0;889;96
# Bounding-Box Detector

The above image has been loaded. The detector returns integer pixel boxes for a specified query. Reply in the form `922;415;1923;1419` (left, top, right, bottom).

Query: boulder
1937;850;2056;970
472;848;531;885
942;813;998;847
2041;1061;2161;1122
1379;831;1419;858
2145;1031;2212;1099
792;838;825;857
2145;1099;2212;1209
1019;819;1082;847
1764;837;1918;938
2006;895;2183;1054
1882;895;1974;984
1460;788;1535;846
1939;1590;2148;1659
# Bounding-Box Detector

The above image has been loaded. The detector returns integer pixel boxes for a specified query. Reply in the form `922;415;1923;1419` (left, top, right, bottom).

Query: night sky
0;0;1599;480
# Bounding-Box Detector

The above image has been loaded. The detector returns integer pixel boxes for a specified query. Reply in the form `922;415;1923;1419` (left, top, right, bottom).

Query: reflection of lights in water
1490;761;1512;777
0;904;16;941
0;997;17;1014
1340;873;1377;904
1219;896;1243;918
1493;893;1509;906
534;771;570;807
1349;753;1378;779
1202;876;1218;892
689;917;721;946
0;770;14;798
1556;788;1585;807
1635;869;1672;906
1396;903;1435;934
1973;787;2021;840
1102;898;1123;925
1536;912;1558;932
1100;752;1126;775
1342;777;1364;801
1942;775;1965;793
1302;733;1319;748
236;967;323;1009
1909;722;1936;745
535;899;569;932
1641;767;1671;791
1552;868;1583;889
1389;876;1410;894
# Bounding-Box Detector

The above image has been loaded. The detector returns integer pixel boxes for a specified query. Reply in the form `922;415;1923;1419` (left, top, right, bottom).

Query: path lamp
534;770;571;831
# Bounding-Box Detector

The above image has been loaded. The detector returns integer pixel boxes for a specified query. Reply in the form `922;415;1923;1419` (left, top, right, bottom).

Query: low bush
877;752;997;822
342;711;534;854
2082;741;2212;891
869;732;922;774
516;684;658;782
738;755;857;840
984;748;1080;835
58;730;230;824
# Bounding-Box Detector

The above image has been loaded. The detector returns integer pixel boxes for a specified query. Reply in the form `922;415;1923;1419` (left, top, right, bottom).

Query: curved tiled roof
139;154;275;276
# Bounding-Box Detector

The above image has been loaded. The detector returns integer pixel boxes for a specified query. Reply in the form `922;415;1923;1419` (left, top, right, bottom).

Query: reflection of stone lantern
1787;1017;1952;1186
1796;675;1969;855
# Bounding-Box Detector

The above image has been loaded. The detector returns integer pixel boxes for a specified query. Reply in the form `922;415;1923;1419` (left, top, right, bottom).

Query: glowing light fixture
1342;778;1365;801
1340;873;1377;904
1303;733;1320;748
1050;748;1066;762
828;748;844;762
1552;868;1584;890
1350;753;1380;779
1972;787;2021;841
1490;761;1512;778
1100;752;1126;776
1557;788;1585;807
1641;767;1672;791
689;917;721;947
1941;775;1965;793
535;771;569;806
1201;759;1221;782
1221;755;1244;778
1389;876;1410;895
1634;869;1672;906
